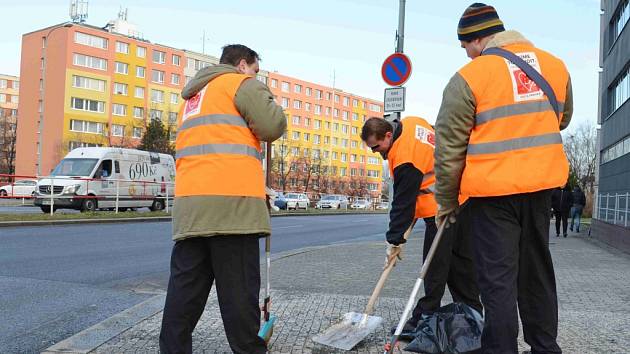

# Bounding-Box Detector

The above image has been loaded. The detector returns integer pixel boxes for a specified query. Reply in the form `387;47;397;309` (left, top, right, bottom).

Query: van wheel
81;198;97;212
0;190;7;197
118;207;128;212
41;206;52;213
150;198;164;211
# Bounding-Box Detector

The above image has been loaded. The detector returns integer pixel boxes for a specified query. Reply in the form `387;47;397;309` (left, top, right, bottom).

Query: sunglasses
368;144;380;152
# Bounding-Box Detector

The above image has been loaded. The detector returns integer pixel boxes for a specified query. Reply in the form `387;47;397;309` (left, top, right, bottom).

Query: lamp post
37;23;72;176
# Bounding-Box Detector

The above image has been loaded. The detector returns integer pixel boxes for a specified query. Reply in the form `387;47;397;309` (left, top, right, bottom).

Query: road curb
0;211;386;228
42;294;166;354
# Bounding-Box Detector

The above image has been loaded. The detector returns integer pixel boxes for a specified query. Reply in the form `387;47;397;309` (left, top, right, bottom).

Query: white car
375;202;390;210
0;179;38;197
285;193;310;210
350;199;371;210
316;194;349;209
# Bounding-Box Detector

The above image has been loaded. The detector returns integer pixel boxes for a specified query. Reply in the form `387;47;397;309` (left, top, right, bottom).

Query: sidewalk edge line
41;294;166;354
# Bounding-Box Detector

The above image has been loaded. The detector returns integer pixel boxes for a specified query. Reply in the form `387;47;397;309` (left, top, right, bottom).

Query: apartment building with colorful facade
15;19;384;198
0;74;19;174
267;72;384;198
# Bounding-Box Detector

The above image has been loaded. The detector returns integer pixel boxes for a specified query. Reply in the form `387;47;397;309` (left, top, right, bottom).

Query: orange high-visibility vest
387;116;438;219
175;73;265;199
458;44;569;197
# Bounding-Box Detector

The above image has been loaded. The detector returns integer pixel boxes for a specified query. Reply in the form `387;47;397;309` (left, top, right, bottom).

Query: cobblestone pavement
93;228;630;353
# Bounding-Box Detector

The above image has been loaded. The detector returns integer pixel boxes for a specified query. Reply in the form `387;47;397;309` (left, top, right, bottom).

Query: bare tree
563;121;597;193
563;121;597;215
0;110;17;175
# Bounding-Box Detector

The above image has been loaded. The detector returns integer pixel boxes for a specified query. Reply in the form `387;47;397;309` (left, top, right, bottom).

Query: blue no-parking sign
381;53;412;86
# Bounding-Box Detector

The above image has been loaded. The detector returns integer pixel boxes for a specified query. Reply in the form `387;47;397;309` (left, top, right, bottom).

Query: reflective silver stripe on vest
467;133;562;155
422;171;434;184
476;101;564;126
176;143;261;160
418;185;435;195
179;114;247;132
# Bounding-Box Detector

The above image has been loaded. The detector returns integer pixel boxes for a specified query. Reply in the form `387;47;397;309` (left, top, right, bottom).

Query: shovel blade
312;312;383;350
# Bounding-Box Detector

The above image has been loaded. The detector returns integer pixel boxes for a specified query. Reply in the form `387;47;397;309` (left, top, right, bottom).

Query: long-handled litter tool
384;220;447;354
312;220;417;350
258;235;276;344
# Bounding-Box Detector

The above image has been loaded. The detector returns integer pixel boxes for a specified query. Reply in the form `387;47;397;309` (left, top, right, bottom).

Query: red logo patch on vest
505;52;543;102
182;86;207;122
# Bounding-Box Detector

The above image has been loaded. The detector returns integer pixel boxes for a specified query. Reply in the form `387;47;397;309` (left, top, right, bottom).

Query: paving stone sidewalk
88;228;630;353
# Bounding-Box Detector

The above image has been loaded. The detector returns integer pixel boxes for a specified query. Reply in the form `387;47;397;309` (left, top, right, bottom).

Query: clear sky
1;0;600;126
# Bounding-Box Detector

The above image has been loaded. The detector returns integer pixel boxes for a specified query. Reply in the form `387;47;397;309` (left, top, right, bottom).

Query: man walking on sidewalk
434;3;572;353
361;116;481;334
160;44;286;354
552;184;573;237
570;185;587;233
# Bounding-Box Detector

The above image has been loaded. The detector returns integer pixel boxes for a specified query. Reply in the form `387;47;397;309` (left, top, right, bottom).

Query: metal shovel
312;221;417;350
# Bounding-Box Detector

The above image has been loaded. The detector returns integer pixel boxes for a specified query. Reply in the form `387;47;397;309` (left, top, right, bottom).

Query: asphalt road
0;214;423;354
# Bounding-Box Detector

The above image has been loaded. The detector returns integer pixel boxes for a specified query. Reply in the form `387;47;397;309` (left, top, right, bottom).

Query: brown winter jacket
434;31;573;211
172;64;287;241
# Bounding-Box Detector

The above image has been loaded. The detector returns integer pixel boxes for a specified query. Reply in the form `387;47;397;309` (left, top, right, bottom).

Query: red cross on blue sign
381;53;412;87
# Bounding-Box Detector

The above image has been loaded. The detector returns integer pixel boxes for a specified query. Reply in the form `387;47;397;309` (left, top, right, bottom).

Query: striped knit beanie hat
457;3;505;41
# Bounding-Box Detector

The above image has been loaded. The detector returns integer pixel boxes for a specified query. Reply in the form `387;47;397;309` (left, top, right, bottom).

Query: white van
34;147;175;213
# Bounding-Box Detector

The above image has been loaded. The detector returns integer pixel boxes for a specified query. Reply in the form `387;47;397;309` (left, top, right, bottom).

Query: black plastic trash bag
404;302;483;354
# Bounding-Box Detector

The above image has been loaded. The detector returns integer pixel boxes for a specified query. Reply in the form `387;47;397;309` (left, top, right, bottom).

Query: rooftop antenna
69;0;89;23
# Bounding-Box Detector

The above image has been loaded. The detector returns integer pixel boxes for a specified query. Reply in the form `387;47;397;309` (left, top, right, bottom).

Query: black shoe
569;226;573;232
556;234;560;237
564;234;567;238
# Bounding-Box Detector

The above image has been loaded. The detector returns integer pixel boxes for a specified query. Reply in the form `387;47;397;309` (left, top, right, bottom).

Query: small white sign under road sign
384;87;405;112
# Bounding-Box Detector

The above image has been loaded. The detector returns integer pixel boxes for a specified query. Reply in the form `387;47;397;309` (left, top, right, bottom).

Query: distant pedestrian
552;184;573;237
570;185;587;232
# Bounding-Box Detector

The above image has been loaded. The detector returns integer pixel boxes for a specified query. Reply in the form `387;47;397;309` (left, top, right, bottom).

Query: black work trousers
553;210;569;236
409;207;482;325
159;235;266;354
470;190;561;354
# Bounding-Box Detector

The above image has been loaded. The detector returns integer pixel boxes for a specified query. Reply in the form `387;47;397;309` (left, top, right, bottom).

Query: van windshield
51;158;99;177
321;195;336;200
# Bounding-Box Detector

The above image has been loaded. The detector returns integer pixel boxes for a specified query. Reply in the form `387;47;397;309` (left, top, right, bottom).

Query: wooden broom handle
364;220;417;315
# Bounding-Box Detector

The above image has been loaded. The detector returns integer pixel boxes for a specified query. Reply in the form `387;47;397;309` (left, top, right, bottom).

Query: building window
294;84;302;93
292;131;300;140
281;82;290;92
351;140;358;148
74;32;108;49
70;119;104;134
343;97;349;106
172;54;181;66
72;75;105;91
0;79;6;88
150;109;163;120
314;120;321;129
352;112;359;121
133;127;142;138
367;170;380;178
113;82;128;95
112;124;124;137
368;156;379;165
115;62;129;74
611;0;630;46
305;102;311;112
609;65;630;114
133;106;144;118
314;134;321;144
315;89;322;100
293;100;302;109
135;86;145;98
171;73;180;85
152;69;165;83
292;116;300;125
0;94;5;103
342;111;349;120
12;81;19;90
115;41;129;54
291;147;299;156
315;105;322;115
281;97;289;109
333;109;339;118
369;104;382;112
304;117;310;127
137;46;146;57
305;87;312;96
352;126;358;135
185;76;192;85
153;50;166;64
334;94;340;103
73;53;107;70
304;133;310;141
151;89;164;103
325;107;331;116
169;112;178;124
71;97;105;113
257;75;268;85
10;95;18;104
332;137;338;146
136;66;145;78
271;79;278;88
171;93;179;104
112;103;127;116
